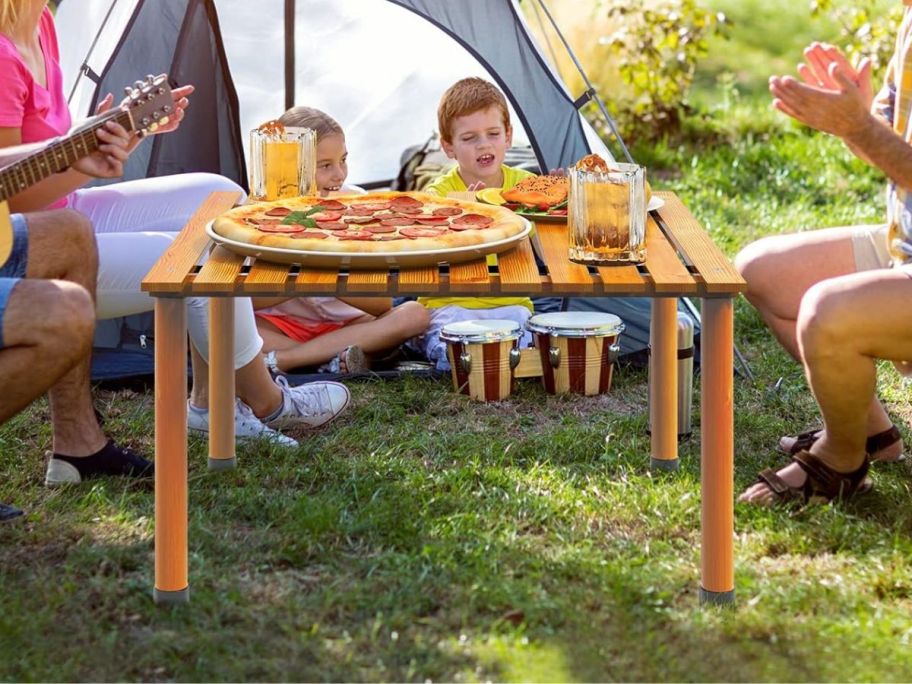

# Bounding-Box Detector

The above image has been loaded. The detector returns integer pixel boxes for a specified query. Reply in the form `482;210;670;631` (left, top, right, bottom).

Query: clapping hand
769;42;872;138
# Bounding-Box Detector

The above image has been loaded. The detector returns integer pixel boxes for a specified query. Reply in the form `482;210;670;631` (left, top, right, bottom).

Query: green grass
4;1;912;680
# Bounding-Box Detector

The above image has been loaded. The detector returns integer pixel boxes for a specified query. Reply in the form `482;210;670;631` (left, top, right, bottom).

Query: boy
418;77;536;370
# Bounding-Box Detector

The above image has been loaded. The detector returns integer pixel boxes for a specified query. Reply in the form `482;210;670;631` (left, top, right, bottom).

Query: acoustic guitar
0;74;175;267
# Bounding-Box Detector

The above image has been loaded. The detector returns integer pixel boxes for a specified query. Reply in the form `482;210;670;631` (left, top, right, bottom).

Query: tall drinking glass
567;163;647;265
249;126;317;201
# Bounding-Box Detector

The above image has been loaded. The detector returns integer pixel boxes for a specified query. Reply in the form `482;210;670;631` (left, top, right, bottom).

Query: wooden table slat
595;263;647;292
346;269;390;293
193;246;245;292
535;222;597;293
498;239;542;292
397;265;440;293
244;260;294;292
657;192;746;294
142;190;241;292
449;258;493;292
643;214;698;294
294;267;339;293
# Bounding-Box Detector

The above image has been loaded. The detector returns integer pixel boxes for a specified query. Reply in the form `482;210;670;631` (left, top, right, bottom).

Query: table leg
699;297;735;606
650;297;678;470
208;298;236;471
153;297;189;605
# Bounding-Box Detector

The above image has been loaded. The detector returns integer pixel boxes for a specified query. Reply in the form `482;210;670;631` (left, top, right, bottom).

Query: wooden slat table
142;190;745;606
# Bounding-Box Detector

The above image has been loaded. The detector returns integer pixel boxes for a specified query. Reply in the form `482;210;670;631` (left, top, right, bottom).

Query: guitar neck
0;108;133;202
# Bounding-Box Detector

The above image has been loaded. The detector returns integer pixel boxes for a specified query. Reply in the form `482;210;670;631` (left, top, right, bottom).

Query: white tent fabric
57;0;612;186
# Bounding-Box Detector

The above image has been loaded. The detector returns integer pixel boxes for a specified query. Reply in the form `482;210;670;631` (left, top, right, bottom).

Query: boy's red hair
437;77;511;143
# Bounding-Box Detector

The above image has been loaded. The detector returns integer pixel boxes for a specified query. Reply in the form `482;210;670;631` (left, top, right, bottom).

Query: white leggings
73;173;262;368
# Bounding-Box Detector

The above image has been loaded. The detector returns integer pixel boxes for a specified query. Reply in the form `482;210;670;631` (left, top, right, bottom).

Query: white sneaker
268;376;351;429
187;399;299;448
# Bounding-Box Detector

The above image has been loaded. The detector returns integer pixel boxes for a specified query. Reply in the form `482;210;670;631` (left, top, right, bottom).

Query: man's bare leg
20;210;106;456
736;226;899;458
740;269;912;504
0;280;94;422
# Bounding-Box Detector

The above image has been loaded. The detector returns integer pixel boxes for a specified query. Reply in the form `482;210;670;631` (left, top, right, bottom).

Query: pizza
211;191;527;254
500;174;569;209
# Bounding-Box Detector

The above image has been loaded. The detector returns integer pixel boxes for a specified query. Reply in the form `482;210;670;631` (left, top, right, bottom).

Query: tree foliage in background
811;0;901;79
595;0;730;142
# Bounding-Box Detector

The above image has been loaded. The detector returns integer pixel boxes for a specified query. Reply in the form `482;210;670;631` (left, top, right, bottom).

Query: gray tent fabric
387;0;593;172
84;0;247;188
59;0;612;187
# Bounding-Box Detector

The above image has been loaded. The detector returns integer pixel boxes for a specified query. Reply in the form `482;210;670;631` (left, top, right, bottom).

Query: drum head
526;311;625;337
440;319;522;344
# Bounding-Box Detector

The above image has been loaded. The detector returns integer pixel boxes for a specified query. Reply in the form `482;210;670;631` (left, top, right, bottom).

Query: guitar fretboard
0;109;133;202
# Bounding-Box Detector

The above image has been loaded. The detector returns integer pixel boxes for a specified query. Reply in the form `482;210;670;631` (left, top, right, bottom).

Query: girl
254;107;430;374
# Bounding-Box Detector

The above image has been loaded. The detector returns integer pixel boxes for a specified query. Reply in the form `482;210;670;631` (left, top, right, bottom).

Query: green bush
811;0;902;78
594;0;730;142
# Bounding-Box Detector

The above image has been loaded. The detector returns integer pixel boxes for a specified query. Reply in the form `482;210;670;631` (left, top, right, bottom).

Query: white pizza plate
205;218;533;269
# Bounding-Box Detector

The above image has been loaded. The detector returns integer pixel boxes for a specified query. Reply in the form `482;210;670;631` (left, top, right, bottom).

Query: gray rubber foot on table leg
208;456;237;471
154;587;190;605
700;587;735;606
650;457;679;472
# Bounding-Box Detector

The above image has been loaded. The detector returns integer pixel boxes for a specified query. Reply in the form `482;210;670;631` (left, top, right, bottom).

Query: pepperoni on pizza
211;191;528;255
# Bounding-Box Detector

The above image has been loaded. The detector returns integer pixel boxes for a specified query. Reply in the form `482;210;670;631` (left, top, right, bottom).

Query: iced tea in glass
249;123;317;201
568;163;647;265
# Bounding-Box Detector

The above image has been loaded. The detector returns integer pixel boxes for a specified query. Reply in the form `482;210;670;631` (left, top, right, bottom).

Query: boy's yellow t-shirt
421;164;535;311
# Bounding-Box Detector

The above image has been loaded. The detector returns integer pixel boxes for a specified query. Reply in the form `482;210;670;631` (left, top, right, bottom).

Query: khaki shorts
852;224;891;271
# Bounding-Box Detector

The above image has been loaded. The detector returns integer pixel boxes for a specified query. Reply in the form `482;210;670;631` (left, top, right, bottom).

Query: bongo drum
440;320;523;401
526;312;624;395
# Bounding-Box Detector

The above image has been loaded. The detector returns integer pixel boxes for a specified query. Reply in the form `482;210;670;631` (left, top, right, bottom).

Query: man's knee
5;280;94;361
57;210;98;267
796;280;852;356
26;209;98;280
734;237;779;291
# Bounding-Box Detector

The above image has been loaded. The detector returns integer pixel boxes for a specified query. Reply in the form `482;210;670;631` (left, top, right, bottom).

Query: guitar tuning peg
124;87;134;97
163;105;173;113
133;80;145;90
146;74;155;84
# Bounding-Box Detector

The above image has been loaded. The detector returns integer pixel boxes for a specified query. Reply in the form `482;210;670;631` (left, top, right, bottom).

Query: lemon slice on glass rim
475;187;506;206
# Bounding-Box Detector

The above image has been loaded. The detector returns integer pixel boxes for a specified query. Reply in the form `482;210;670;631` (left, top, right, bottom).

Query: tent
54;0;698;377
57;0;615;187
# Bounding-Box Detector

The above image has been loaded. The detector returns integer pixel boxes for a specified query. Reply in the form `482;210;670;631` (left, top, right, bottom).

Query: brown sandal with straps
777;425;903;461
755;451;873;507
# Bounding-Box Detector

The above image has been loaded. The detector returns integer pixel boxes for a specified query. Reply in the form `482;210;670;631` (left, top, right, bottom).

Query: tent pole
525;0;562;73
531;0;634;164
284;0;295;111
66;0;120;105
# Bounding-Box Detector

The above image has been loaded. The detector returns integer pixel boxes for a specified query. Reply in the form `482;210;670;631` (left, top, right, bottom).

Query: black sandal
755;451;873;507
778;425;902;460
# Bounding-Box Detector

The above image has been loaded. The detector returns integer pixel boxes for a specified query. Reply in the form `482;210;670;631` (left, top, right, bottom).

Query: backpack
393;133;456;192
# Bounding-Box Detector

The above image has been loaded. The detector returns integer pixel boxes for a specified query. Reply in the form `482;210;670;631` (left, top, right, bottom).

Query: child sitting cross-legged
417;77;536;369
254;107;430;375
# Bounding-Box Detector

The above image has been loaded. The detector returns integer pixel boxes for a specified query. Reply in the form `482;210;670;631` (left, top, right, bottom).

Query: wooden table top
141;190;746;299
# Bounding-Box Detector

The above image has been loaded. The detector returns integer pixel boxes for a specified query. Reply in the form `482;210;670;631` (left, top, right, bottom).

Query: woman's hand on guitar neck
102;78;193;154
70;119;131;179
